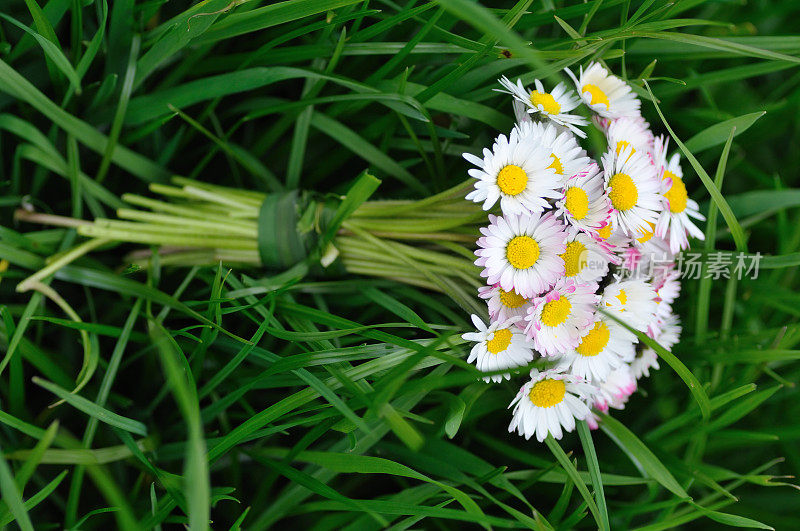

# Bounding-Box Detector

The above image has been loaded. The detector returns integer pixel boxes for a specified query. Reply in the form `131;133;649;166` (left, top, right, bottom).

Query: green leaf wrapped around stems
61;174;485;314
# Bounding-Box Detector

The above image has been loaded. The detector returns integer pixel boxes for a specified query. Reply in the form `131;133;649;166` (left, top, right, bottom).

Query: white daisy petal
497;76;589;137
475;212;567;298
601;144;661;237
524;278;599;356
652;136;706;253
508;368;599;441
462;315;535;382
566;62;642;118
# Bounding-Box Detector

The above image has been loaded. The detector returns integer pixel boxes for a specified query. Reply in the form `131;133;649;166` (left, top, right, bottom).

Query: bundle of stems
71;177;488;314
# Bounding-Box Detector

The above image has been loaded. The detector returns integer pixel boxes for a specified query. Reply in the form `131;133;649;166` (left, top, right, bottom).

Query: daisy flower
652;137;706;253
555;313;637;381
594;219;630;259
497;76;588;137
653;268;681;309
601;277;658;332
513;100;533;126
605;117;653;158
602;144;662;236
566;62;641;118
594;365;637;413
647;272;681;338
553;164;611;234
479;284;532;324
516;121;591;180
623;222;670;275
525;278;598;356
631;313;681;380
463;128;562;215
475;212;567;298
462;315;535;382
560;229;611;283
508;368;597;441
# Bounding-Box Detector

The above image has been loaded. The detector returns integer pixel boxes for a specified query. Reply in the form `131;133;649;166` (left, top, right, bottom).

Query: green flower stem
149;182;262;212
107;213;257;238
77;225;257;250
345;230;476;243
126;249;261;268
122;194;241;220
336;235;477;275
341;267;439;291
17;237;112;293
434;239;477;258
116;209;257;236
341;256;480;287
345;213;485;233
171;177;266;203
178;185;260;214
351;179;474;218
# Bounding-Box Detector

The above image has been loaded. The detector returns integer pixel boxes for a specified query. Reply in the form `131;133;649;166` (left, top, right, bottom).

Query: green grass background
1;0;800;529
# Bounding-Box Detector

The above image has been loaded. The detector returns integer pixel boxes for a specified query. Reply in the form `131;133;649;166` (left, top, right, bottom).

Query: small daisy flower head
601;277;658;332
554;164;611;234
497;76;588;137
594;365;637;412
560;230;611;283
653;138;706;253
475;213;567;298
463;128;561;215
508;368;597;441
517;121;591;180
653;268;681;309
623;223;670;274
632;313;681;379
566;62;641;118
605;117;654;158
525;278;598;356
513;100;533;126
479;284;532;324
555;313;637;381
594;219;630;260
602;144;662;236
462;315;535;383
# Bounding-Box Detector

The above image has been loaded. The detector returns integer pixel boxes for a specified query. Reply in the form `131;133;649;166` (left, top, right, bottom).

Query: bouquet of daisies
460;62;705;442
16;63;704;445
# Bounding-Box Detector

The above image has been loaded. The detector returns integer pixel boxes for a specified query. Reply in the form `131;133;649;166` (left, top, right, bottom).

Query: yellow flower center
597;222;612;240
576;321;611;357
560;240;587;277
582;84;610;108
486;328;513;354
608;173;638;211
564;186;589;220
605;289;627;308
540;296;572;327
663;170;688;213
547;154;563;175
617;289;627;305
636;222;655;243
528;378;566;408
499;288;526;309
506;236;540;270
530;91;561;115
616;140;634;157
497;164;528;196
